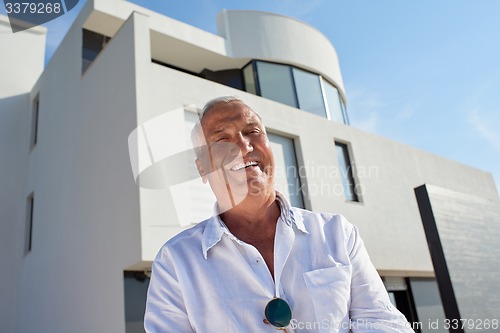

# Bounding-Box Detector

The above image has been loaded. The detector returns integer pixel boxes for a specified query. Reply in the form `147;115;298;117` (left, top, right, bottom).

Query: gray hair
200;96;245;122
191;96;261;157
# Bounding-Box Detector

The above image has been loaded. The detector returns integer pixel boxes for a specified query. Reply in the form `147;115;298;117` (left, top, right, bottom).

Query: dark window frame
25;193;34;254
385;277;421;332
242;60;259;95
31;93;40;148
152;59;201;77
335;141;360;202
82;28;111;74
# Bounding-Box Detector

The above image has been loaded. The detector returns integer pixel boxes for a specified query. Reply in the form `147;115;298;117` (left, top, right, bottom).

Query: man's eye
216;137;228;142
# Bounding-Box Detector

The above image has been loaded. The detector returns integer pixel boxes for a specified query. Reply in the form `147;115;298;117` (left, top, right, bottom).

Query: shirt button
255;257;261;264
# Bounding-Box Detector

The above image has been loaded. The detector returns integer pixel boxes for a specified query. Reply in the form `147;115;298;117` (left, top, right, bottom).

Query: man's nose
235;133;253;154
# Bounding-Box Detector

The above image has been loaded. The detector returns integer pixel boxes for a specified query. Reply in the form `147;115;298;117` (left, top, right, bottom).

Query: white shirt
145;193;414;332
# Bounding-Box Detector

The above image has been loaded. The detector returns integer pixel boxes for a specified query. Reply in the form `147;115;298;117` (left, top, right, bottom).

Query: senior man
144;96;414;332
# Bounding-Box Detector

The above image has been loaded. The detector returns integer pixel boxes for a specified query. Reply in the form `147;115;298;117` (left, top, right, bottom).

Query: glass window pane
335;142;358;202
268;132;304;208
256;62;297;108
124;272;149;333
243;63;256;94
410;278;448;333
340;99;349;125
324;82;346;123
293;68;327;118
82;29;110;74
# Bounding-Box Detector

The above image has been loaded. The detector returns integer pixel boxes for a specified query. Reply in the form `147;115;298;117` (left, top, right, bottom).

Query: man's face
195;102;275;210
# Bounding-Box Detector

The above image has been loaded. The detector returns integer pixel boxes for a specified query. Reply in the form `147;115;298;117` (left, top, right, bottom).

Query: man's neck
219;192;281;243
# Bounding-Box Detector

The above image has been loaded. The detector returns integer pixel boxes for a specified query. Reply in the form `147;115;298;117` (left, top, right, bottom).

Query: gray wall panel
416;185;500;332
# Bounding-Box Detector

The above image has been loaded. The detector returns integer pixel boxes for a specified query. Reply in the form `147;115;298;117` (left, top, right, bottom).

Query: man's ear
195;158;208;184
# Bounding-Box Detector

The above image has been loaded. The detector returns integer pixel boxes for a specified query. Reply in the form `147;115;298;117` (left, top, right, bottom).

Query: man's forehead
200;103;262;129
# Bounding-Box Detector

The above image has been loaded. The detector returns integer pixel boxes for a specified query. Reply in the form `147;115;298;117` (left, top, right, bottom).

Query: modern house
1;0;499;332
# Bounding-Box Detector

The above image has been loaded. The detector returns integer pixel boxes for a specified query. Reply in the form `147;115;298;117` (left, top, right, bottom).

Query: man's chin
211;176;273;211
214;187;248;213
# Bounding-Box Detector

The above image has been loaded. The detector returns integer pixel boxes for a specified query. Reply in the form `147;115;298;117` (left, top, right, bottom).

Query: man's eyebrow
206;128;226;139
245;121;262;128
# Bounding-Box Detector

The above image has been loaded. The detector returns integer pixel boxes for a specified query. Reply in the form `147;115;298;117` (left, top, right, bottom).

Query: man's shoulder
157;218;210;254
291;207;355;235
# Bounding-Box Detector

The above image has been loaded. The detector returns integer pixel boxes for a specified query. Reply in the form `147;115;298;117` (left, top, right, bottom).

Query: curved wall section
217;10;346;99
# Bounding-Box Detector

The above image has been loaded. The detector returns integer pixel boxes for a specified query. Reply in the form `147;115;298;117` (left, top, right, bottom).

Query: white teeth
230;161;258;171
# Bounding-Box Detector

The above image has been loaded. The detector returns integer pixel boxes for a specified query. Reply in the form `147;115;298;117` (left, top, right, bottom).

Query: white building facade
1;1;499;332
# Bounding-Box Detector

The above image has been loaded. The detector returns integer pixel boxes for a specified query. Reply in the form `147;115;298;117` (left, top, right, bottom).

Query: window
409;278;447;333
244;60;348;124
25;193;34;254
124;271;150;333
293;67;327;118
324;81;348;124
255;61;297;108
31;93;39;147
384;277;421;332
82;29;111;74
242;63;257;94
268;133;304;208
335;142;359;202
200;69;244;90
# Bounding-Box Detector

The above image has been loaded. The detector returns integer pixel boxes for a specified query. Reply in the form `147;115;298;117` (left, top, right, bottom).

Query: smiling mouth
229;161;259;171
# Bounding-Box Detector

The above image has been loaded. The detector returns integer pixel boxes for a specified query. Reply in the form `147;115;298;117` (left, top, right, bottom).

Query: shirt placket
273;213;295;299
240;242;275;296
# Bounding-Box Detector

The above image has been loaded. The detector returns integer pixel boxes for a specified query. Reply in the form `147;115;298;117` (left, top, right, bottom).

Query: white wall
0;16;46;97
12;6;146;333
217;10;346;99
0;14;46;333
424;185;500;324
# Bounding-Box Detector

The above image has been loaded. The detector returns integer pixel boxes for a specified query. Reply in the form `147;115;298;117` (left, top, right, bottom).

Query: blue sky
2;0;499;191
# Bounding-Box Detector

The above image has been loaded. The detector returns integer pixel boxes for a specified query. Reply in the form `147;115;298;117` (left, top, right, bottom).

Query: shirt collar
201;191;308;260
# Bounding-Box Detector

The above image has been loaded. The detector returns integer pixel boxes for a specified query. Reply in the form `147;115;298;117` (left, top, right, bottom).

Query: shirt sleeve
144;249;194;333
346;224;415;333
